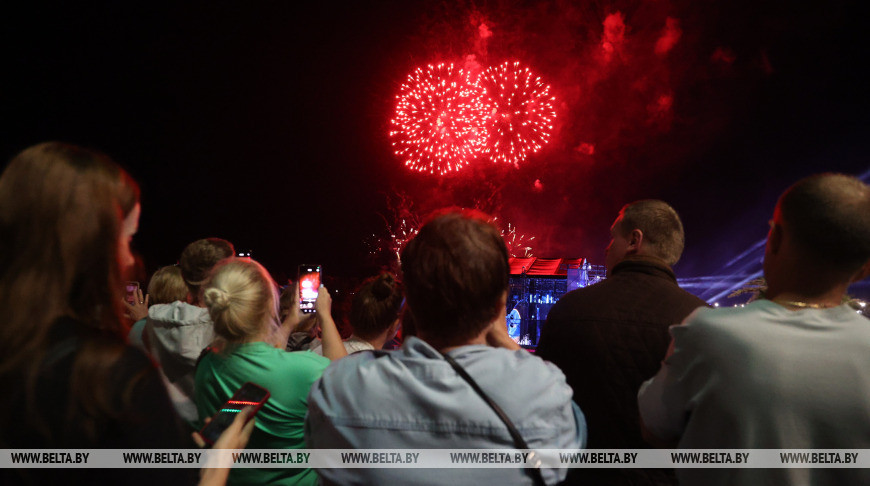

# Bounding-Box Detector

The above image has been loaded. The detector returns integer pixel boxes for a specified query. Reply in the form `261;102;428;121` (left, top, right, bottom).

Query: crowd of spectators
1;141;869;485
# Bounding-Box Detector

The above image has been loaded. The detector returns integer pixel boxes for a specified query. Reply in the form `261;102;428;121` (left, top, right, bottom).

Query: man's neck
766;286;848;310
621;254;671;268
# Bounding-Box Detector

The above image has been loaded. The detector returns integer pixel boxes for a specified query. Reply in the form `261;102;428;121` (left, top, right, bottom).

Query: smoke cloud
655;17;682;55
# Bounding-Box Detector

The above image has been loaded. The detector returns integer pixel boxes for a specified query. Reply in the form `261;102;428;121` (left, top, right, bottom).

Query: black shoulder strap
440;352;546;486
195;346;213;369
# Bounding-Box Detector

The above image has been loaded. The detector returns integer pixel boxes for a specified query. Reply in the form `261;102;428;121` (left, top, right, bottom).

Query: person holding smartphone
306;210;586;485
310;272;403;355
0;142;252;485
196;258;346;486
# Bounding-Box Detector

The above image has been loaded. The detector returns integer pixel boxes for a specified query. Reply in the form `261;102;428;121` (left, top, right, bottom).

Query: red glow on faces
389;63;488;175
475;61;556;167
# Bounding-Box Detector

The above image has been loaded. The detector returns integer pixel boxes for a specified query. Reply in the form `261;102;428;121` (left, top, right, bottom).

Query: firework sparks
366;219;420;263
504;222;535;258
475;61;556;167
389;63;488;175
389;219;420;261
493;217;536;258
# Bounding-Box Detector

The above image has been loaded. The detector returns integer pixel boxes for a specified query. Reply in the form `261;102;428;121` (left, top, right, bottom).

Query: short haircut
147;265;188;305
179;238;234;298
203;258;279;342
400;209;509;344
350;273;404;340
778;173;870;273
616;200;685;266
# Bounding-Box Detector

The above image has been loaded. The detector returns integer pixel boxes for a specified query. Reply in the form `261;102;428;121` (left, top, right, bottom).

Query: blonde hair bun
204;287;231;312
203;258;279;341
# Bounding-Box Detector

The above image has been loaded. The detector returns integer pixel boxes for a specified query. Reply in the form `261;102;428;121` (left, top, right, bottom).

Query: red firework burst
390;63;488;175
476;61;556;167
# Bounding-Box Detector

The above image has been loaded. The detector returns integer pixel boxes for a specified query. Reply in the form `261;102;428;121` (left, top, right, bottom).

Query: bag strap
440;351;546;486
195;346;214;369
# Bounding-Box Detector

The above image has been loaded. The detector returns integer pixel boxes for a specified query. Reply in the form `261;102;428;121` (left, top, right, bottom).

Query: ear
627;228;644;254
768;222;783;255
850;259;870;283
495;290;508;315
388;318;401;335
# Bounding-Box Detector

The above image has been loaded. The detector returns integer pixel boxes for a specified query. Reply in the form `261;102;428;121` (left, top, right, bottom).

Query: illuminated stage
507;257;606;347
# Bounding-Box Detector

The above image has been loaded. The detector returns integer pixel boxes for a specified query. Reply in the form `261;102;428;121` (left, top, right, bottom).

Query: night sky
3;0;868;295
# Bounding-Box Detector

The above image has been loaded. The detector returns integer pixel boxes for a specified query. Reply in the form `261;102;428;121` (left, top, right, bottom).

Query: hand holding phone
297;265;321;314
199;382;270;446
314;285;332;315
125;281;140;304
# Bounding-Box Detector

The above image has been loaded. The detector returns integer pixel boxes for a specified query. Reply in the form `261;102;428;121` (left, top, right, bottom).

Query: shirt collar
611;255;677;282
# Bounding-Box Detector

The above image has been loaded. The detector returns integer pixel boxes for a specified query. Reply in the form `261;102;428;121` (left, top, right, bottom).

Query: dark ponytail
349;273;403;340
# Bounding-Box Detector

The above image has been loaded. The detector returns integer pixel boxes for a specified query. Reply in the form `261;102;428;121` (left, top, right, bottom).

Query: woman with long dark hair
0;142;248;485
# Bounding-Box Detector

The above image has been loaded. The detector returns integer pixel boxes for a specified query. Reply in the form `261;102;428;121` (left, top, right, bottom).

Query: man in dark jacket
536;199;707;486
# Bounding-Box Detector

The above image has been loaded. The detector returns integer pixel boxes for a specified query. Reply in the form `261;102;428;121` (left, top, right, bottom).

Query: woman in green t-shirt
195;258;346;485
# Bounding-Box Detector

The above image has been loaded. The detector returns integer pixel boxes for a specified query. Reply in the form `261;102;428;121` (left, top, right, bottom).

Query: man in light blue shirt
306;210;586;485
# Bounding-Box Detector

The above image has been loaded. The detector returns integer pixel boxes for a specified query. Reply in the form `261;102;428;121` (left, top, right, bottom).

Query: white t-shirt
638;299;870;485
311;336;375;356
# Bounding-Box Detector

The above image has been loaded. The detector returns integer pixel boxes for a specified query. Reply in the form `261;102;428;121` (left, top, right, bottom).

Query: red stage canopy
508;257;588;277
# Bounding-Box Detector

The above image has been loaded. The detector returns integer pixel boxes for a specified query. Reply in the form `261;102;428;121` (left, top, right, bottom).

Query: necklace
772;299;837;309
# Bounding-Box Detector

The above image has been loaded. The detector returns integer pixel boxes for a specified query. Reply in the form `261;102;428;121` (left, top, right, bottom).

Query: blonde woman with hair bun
195;257;345;486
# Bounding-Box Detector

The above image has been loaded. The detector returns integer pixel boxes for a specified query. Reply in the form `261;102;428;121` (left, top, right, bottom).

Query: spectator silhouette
195;257;345;485
311;272;403;355
536;199;706;485
144;238;234;423
306;209;586;485
0;142;250;486
128;265;187;350
639;174;870;485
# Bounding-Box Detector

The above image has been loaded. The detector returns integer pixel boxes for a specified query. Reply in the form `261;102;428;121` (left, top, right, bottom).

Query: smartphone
125;281;139;304
298;264;321;314
199;382;270;446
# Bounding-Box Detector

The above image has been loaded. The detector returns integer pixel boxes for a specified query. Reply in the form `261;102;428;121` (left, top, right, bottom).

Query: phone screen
125;281;139;304
200;382;270;446
298;264;321;314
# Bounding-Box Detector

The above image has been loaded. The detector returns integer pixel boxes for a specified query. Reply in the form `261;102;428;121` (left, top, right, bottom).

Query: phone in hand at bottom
199;382;270;446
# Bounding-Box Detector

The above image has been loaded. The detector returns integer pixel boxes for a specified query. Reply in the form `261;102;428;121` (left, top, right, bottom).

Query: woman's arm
315;286;348;360
196;407;257;486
